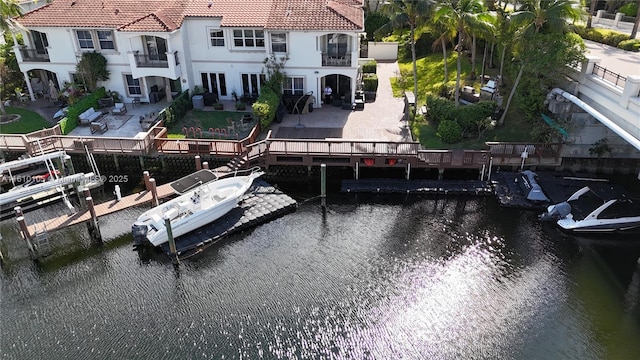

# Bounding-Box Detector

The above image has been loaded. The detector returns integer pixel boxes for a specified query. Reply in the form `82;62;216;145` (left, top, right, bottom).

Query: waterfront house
13;0;364;108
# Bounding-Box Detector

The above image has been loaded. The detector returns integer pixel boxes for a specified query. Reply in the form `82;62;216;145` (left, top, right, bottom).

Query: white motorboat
540;186;640;233
132;169;264;247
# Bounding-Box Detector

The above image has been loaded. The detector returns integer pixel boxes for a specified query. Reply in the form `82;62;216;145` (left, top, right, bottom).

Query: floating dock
341;179;493;195
159;179;297;260
491;171;624;210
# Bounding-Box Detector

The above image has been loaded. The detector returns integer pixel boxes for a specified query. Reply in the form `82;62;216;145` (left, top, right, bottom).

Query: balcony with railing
128;50;181;80
17;47;50;62
321;53;352;67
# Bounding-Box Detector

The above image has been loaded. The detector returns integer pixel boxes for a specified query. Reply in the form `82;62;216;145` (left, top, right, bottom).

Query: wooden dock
26;183;176;236
341;179;494;195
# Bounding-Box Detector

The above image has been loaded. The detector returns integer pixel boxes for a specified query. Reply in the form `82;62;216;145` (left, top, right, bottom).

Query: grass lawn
166;109;253;138
412;106;534;150
390;51;534;149
0;107;51;134
390;52;474;104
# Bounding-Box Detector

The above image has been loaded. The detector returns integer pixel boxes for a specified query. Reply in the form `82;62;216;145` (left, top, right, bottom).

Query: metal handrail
592;64;626;88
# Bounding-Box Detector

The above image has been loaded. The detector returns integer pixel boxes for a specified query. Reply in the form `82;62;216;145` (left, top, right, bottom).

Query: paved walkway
270;62;410;142
584;39;640;78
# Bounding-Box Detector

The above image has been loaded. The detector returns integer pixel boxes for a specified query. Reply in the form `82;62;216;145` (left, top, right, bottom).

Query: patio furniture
90;121;108;134
78;107;103;125
15;90;28;102
111;102;127;115
132;97;141;108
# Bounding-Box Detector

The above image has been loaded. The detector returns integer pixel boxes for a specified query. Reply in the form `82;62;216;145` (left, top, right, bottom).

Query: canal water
1;190;639;359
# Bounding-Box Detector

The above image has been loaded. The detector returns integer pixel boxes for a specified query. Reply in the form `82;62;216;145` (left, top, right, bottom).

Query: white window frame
283;77;304;95
209;29;225;47
97;30;115;50
271;33;287;53
75;30;94;50
233;29;264;48
124;74;142;96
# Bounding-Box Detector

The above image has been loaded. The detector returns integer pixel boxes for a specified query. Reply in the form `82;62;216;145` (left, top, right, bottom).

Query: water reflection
1;194;639;359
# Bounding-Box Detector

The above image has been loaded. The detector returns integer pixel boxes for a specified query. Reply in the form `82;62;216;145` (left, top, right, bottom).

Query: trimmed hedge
363;74;378;92
160;89;191;127
59;87;107;135
362;60;377;74
574;25;633;49
618;39;640;52
426;95;497;142
252;87;279;129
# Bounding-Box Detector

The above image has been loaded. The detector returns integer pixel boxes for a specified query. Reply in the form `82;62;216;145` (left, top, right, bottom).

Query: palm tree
380;0;435;103
498;0;583;125
585;0;598;28
431;15;457;87
1;0;23;118
435;0;493;106
630;0;640;39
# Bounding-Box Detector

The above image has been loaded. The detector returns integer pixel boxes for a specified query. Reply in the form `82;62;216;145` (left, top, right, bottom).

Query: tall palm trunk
410;26;418;107
499;63;524;125
442;38;449;83
489;42;495;68
631;3;640;39
481;42;488;85
498;46;507;86
455;47;462;106
471;35;477;79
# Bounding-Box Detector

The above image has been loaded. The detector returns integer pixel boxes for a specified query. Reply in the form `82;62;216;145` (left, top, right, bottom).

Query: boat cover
170;169;218;194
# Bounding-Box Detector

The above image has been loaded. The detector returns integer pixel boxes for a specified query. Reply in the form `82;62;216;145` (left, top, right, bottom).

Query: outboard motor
539;202;572;222
131;223;149;247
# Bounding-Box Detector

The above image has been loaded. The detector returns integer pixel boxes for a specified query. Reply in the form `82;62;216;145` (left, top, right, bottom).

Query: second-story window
209;30;225;47
271;33;287;53
76;30;94;49
97;30;115;50
233;29;264;48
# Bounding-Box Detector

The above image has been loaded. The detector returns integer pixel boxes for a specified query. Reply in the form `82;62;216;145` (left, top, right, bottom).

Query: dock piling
406;163;411;180
195;156;202;171
488;157;494;181
149;178;159;207
164;216;179;266
354;161;359;180
16;216;35;257
203;162;209;170
143;171;151;191
86;196;102;241
321;164;326;209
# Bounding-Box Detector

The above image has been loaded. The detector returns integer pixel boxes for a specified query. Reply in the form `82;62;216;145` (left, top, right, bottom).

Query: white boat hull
132;171;263;247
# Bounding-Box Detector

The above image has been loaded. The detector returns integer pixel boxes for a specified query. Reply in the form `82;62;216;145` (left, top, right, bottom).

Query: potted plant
235;101;246;110
213;102;224;110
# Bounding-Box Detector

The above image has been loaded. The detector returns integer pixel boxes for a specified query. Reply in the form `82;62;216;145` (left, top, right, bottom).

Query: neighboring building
13;0;364;107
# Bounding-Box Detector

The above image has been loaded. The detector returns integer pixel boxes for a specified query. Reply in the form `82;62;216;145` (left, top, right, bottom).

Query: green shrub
362;60;377;74
437;120;462;143
618;39;640;52
364;12;390;41
252;87;279;129
61;87;107;134
425;94;455;123
619;2;638;16
160;89;190;127
574;25;629;47
363;74;378;92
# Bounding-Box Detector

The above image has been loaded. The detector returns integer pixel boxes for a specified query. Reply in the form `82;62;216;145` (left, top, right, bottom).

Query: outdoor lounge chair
111;102;127;115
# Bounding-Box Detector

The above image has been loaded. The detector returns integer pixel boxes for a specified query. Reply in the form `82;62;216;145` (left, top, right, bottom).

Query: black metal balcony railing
19;48;50;62
592;64;626;88
134;53;169;68
322;53;351;67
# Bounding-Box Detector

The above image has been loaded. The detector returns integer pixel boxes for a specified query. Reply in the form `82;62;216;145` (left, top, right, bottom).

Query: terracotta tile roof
265;0;363;30
16;0;188;31
16;0;363;32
